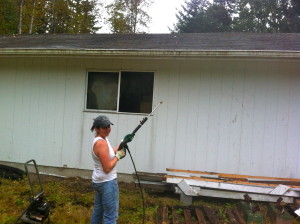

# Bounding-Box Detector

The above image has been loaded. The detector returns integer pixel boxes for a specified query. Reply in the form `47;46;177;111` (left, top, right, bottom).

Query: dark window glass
119;72;154;113
86;72;118;110
86;71;154;113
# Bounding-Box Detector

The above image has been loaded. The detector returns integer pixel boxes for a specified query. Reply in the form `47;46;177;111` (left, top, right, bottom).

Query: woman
90;115;133;224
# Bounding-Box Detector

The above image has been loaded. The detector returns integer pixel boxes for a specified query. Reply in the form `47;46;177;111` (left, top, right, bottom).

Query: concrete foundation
0;161;134;183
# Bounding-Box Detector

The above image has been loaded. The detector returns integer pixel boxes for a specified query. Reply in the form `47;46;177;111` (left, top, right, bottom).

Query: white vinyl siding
0;56;299;178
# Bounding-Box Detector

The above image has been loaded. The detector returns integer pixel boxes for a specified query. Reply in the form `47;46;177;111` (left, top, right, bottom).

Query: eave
0;49;300;60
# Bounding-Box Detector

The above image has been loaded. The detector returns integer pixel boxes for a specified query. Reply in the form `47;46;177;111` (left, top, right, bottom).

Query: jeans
90;179;119;224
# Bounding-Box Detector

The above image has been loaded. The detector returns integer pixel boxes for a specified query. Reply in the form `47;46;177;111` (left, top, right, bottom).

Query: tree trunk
29;0;37;34
18;0;25;34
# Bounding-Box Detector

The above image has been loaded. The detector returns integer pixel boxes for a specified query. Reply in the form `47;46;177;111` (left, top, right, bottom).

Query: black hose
126;145;145;224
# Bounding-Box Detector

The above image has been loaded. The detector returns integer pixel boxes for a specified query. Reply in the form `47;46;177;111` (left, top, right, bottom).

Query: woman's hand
115;149;126;160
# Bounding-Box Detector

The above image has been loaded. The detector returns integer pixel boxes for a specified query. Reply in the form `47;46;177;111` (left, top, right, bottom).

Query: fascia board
0;49;299;59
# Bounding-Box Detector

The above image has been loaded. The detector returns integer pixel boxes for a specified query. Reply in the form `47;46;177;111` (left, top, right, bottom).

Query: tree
233;0;300;32
0;0;100;34
106;0;153;33
18;0;25;34
0;0;19;34
172;0;232;32
70;0;99;33
173;0;300;33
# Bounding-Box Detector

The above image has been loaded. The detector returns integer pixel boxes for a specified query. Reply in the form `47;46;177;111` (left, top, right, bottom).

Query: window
86;71;154;114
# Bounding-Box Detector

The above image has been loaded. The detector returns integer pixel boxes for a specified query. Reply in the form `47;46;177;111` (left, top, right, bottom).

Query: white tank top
91;136;117;183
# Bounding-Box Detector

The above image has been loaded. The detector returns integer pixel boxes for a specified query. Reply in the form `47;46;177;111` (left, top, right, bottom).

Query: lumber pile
164;168;300;205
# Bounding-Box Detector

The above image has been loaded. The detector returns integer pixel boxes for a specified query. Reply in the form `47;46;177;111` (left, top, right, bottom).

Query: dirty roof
0;33;300;51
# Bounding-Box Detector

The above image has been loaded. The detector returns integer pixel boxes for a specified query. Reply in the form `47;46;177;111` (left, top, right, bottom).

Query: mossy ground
0;176;183;224
1;176;300;224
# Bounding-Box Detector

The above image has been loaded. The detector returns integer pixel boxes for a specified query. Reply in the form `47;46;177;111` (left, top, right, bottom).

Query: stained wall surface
0;56;299;178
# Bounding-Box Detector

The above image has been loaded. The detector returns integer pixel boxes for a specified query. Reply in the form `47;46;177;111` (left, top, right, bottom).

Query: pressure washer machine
16;160;50;224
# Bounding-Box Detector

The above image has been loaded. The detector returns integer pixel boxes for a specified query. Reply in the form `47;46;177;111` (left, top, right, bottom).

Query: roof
1;33;300;58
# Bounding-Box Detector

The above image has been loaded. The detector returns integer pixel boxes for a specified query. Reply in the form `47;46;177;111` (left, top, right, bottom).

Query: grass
0;176;184;224
1;176;300;224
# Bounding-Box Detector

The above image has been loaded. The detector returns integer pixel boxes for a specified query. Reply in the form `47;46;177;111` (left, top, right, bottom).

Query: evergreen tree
0;0;19;34
173;0;231;32
173;0;300;33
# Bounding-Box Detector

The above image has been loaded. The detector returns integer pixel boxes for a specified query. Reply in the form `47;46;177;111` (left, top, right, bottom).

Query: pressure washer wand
131;101;163;135
123;101;162;224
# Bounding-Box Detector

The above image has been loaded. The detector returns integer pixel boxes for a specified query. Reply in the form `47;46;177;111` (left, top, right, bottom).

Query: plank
231;207;246;224
194;208;207;224
178;180;198;196
166;168;300;182
157;206;169;224
166;176;300;196
226;209;238;224
172;208;185;224
183;209;198;224
162;206;169;224
269;185;291;195
174;186;294;203
202;207;220;224
132;172;166;182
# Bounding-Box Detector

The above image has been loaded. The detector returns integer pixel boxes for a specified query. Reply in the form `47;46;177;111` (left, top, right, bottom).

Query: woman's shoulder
94;138;107;147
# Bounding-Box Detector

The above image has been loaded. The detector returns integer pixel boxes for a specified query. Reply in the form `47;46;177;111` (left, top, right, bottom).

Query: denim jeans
90;179;119;224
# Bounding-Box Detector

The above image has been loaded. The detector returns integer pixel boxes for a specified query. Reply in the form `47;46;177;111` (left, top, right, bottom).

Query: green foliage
0;0;19;34
106;0;153;33
173;0;300;33
0;0;100;34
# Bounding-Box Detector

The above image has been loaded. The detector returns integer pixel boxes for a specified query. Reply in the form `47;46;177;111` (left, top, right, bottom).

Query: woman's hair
90;122;100;132
90;124;96;132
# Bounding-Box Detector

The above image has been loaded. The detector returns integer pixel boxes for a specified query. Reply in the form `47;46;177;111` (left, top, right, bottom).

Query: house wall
0;56;299;178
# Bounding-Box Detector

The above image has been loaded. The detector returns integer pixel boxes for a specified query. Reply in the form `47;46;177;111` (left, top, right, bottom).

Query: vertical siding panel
62;58;85;168
0;58;16;161
191;61;206;171
239;60;255;174
184;60;201;171
27;58;43;161
33;58;66;166
261;61;279;176
81;113;94;170
227;60;244;174
285;61;300;177
175;59;191;170
250;61;269;175
163;60;180;170
41;58;64;166
217;60;235;173
151;61;169;173
296;62;300;176
272;63;290;177
206;60;223;172
12;58;32;162
196;60;211;171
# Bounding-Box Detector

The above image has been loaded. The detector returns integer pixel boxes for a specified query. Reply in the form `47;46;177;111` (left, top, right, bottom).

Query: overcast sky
98;0;185;33
147;0;184;33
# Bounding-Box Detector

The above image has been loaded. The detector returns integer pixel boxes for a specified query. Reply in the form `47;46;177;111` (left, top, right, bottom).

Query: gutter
0;49;300;59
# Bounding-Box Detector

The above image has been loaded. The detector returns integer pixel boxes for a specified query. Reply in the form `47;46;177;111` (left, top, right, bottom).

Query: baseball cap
93;115;114;128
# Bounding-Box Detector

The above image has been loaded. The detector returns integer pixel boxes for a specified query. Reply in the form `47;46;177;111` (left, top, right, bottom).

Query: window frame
84;69;155;115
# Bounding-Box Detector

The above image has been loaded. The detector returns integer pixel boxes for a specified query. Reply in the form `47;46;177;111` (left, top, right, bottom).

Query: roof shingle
0;33;299;51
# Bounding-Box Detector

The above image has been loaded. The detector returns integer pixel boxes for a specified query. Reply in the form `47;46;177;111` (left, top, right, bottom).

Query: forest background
0;0;299;35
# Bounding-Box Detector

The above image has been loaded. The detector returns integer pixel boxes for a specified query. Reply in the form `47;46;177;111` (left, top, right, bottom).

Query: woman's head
91;115;114;135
